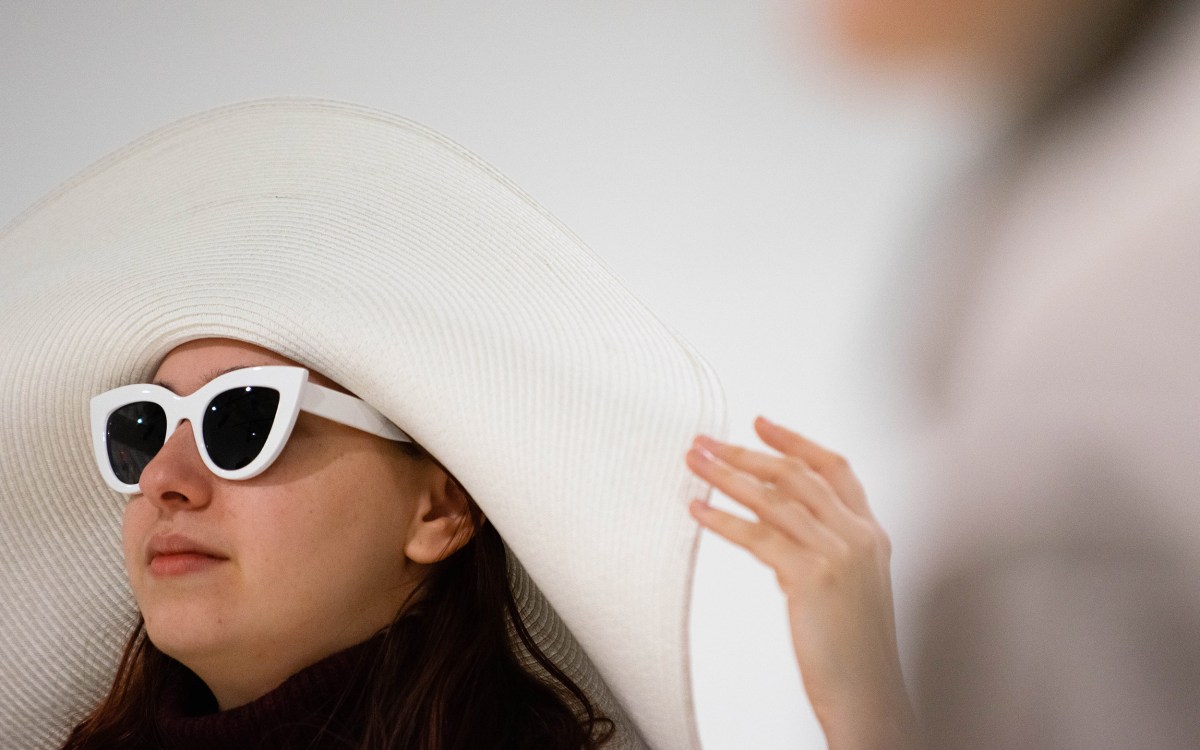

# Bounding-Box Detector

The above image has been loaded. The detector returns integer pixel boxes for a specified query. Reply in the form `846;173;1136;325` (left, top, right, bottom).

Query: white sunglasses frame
90;365;411;494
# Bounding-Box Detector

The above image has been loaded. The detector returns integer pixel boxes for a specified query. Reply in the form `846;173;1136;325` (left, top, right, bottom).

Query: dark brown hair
63;451;615;749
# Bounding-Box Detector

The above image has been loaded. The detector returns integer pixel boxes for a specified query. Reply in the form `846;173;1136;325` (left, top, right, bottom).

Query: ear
404;465;479;564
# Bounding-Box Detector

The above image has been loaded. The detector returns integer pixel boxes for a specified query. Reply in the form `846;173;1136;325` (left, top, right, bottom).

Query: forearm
817;664;921;750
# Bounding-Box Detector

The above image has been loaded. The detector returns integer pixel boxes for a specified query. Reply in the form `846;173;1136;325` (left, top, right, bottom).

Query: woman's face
122;338;463;709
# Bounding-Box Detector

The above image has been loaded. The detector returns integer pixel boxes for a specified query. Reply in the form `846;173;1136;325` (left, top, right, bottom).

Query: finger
686;446;769;512
753;417;871;517
686;447;844;553
690;500;829;580
693;435;855;529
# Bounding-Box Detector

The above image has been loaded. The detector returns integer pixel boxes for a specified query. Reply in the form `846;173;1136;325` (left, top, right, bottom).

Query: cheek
237;475;411;596
218;438;425;636
261;437;420;564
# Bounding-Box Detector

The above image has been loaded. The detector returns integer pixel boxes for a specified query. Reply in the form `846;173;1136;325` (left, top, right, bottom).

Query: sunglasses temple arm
299;384;412;442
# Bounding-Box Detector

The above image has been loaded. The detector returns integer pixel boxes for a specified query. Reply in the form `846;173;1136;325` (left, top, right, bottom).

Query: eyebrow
153;364;268;392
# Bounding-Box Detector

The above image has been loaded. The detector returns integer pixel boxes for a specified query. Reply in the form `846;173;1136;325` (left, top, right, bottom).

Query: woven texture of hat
0;99;726;749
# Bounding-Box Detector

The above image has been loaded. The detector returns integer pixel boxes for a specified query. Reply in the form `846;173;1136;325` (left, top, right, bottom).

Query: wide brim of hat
0;98;726;749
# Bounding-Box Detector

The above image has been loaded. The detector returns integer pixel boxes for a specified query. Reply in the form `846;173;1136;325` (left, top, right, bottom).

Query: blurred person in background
821;0;1200;746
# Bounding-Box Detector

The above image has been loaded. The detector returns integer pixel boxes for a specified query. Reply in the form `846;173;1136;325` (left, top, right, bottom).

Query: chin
141;603;236;664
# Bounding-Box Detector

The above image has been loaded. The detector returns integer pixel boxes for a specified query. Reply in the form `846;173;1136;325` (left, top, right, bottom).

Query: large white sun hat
0;98;726;749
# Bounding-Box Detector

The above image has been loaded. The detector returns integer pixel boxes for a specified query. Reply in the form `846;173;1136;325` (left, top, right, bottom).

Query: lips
146;532;229;576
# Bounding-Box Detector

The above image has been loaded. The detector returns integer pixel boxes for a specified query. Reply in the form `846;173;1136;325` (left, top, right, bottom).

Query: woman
821;0;1200;747
0;99;913;748
72;338;616;748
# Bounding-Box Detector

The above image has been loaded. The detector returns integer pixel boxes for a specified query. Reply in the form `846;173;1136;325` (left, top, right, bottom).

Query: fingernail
689;499;710;516
694;434;719;451
687;447;713;464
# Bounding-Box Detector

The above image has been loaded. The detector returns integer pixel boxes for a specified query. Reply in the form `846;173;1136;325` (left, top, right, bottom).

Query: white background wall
1;2;968;747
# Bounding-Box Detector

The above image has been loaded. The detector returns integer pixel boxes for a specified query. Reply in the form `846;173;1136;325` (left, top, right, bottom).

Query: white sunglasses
90;365;411;494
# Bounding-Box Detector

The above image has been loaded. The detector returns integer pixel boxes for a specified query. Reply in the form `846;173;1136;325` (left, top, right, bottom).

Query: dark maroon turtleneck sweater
152;632;384;750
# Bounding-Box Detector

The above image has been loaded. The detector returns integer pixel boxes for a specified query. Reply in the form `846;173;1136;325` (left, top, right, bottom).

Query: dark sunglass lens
203;386;281;471
107;402;168;485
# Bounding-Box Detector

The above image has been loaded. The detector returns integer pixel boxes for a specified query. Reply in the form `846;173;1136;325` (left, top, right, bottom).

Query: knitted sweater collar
155;632;385;750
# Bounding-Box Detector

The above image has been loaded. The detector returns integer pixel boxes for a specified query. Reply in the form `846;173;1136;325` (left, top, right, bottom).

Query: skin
824;0;1146;98
123;338;474;710
686;418;919;749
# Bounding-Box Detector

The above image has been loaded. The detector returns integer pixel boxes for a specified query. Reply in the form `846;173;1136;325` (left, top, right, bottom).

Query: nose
137;420;214;511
